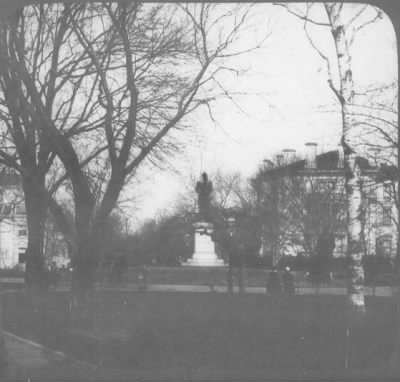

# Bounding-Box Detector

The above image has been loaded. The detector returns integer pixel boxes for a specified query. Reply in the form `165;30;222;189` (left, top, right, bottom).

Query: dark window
376;235;392;257
336;234;346;256
18;229;27;236
18;252;26;263
384;183;392;203
382;207;392;226
332;202;345;226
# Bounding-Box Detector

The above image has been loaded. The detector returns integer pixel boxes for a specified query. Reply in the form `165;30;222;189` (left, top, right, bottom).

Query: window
382;207;392;226
332;202;345;225
384;183;392;204
335;234;346;257
376;235;392;257
327;180;336;192
18;229;27;236
18;252;26;264
317;179;333;192
0;204;12;216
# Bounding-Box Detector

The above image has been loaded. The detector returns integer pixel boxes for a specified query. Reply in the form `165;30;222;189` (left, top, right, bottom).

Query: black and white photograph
0;1;398;380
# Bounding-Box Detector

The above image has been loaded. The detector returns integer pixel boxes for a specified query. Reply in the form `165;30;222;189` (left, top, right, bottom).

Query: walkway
2;331;95;380
0;277;397;296
83;283;398;296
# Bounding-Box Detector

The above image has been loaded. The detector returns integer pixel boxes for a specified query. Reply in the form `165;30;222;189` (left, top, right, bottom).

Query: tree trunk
343;150;365;311
22;175;47;291
69;208;113;326
67;170;124;326
238;255;245;293
325;3;366;312
70;234;97;327
228;256;233;293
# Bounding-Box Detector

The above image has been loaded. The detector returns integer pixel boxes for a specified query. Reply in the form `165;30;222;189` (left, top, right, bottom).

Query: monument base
184;257;225;267
183;222;225;267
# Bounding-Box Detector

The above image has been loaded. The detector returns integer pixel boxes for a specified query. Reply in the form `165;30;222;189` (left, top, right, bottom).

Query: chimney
282;149;296;164
337;144;344;168
304;142;317;169
263;159;274;170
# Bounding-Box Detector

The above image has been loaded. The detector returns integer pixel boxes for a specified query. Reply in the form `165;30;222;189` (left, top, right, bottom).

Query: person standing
266;268;282;295
282;266;295;295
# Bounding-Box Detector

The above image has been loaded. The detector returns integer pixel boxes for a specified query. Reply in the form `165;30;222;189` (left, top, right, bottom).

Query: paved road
2;331;94;380
0;276;397;296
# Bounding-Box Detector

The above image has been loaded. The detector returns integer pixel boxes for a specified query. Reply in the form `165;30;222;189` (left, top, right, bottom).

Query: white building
0;173;27;269
0;173;70;269
254;143;398;266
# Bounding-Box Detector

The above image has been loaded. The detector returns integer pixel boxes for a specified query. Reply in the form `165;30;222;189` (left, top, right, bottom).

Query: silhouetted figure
138;265;147;291
282;267;295;295
229;225;249;294
266;268;282;295
195;172;213;221
111;255;127;284
313;227;335;286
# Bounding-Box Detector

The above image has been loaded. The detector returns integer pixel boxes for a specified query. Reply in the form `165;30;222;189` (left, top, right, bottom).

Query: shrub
0;337;7;377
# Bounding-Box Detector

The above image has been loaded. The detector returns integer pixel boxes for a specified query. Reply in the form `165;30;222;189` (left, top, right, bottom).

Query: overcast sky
126;3;398;228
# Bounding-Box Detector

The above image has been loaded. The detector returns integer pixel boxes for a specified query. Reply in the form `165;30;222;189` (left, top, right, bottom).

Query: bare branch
273;3;330;26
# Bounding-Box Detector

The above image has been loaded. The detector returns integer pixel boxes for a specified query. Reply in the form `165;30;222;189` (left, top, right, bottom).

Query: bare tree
324;3;388;311
0;3;268;310
276;2;387;311
356;85;399;267
0;4;108;289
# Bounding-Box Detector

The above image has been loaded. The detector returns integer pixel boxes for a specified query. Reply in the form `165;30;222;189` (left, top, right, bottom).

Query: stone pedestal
184;222;225;267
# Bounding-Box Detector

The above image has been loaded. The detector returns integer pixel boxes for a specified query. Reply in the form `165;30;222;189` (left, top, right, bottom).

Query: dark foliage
363;255;395;285
0;337;7;378
127;214;193;266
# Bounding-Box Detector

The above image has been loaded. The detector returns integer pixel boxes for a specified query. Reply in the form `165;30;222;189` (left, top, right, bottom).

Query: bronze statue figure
195;172;213;221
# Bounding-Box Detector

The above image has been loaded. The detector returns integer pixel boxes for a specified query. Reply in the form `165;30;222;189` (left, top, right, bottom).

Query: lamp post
183;233;191;264
227;217;235;293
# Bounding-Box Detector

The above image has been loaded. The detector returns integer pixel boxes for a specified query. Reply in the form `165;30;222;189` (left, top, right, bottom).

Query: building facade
253;144;397;266
0;174;27;268
0;173;69;269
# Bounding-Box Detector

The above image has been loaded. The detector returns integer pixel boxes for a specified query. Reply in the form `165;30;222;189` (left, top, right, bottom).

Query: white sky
126;3;398;228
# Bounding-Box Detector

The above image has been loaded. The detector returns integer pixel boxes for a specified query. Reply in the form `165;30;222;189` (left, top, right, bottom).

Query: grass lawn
3;291;399;380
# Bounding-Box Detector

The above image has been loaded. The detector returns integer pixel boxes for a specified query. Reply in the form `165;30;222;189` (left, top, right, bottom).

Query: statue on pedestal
195;172;213;222
183;172;224;267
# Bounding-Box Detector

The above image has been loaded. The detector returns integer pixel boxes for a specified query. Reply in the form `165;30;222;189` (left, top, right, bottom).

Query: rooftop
258;150;377;177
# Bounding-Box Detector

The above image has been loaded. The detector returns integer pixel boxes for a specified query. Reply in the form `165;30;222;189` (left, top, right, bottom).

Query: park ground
1;284;399;381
